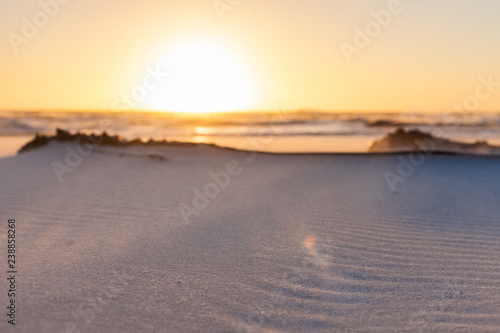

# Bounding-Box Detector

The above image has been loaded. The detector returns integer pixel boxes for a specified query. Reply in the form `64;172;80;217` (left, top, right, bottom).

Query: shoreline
0;135;34;159
10;128;500;159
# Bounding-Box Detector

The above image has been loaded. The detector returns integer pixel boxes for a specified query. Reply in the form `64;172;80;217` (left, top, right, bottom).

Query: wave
3;111;500;148
366;119;500;128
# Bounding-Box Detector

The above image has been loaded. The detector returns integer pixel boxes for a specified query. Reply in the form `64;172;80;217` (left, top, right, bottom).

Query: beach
1;141;499;332
3;0;500;331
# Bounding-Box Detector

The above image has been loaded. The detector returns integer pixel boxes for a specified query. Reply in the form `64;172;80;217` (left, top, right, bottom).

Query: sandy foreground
0;142;500;333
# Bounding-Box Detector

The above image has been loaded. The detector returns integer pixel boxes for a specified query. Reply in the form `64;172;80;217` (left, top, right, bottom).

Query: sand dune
1;141;500;332
369;128;500;156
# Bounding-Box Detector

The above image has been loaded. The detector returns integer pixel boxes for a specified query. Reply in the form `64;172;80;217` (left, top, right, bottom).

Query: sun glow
146;37;258;113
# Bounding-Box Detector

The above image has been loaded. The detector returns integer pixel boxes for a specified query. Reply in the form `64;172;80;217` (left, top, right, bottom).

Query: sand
0;141;499;332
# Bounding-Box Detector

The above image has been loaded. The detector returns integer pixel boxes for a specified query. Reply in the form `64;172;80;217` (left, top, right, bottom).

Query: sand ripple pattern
0;145;499;332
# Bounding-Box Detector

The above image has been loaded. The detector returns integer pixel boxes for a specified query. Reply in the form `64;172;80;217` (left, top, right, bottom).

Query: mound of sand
369;128;500;156
1;141;499;332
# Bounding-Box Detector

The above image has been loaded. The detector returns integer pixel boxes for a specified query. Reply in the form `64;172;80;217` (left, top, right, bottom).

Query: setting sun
145;37;258;113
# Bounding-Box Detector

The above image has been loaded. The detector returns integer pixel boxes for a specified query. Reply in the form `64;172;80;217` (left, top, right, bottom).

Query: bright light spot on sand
147;37;258;113
303;234;331;270
303;235;317;252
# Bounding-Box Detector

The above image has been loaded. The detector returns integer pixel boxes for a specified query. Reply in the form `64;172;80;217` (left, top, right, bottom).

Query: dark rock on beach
18;128;198;154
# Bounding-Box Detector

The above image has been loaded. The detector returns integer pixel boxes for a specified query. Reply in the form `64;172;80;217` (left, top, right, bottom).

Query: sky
1;0;499;113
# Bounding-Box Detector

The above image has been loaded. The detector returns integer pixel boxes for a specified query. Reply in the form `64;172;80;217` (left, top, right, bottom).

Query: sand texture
1;142;499;332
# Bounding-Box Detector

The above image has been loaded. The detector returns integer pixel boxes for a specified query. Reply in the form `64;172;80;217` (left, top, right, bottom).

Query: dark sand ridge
18;127;500;157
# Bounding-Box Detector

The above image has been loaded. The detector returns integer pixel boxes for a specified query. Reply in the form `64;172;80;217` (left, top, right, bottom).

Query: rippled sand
1;142;499;332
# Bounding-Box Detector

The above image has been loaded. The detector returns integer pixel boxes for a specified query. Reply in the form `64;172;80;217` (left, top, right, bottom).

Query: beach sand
1;141;499;332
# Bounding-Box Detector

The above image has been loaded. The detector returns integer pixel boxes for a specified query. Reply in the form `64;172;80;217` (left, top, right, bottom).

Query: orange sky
1;0;499;113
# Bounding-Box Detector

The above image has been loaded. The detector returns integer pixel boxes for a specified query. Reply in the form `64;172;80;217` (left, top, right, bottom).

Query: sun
146;37;258;113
